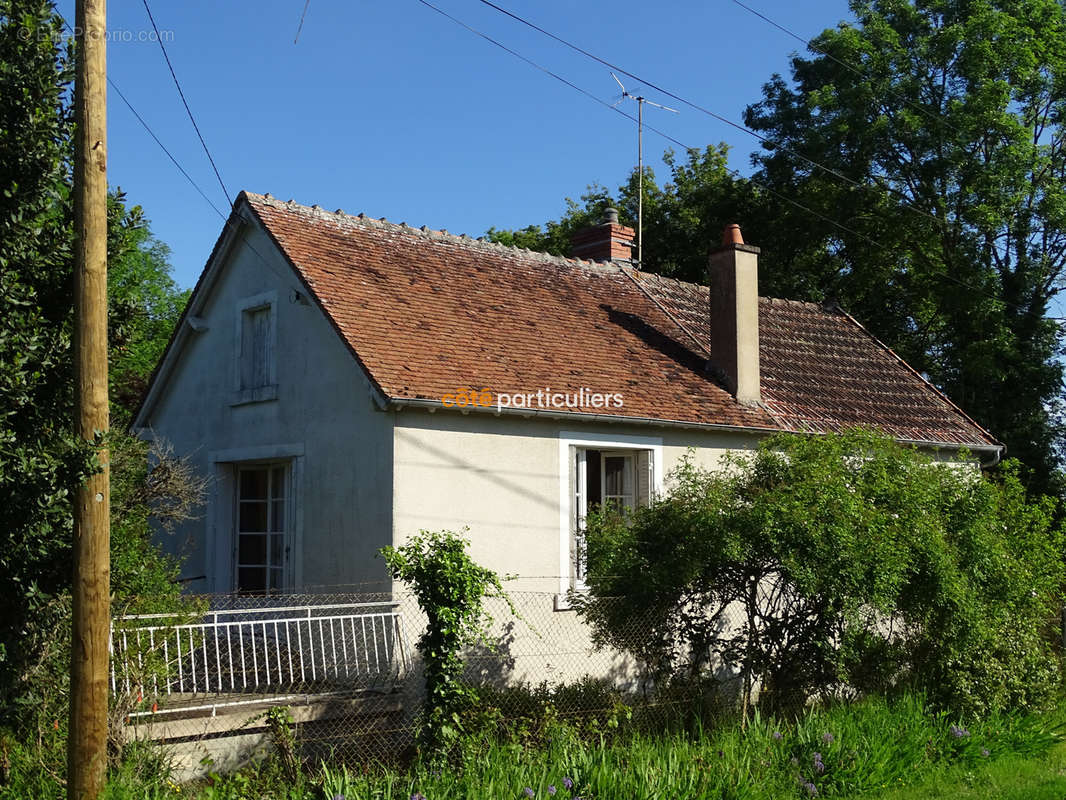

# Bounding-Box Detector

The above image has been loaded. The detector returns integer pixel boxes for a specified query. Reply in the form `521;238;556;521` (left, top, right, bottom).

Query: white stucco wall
391;409;760;588
138;219;393;594
390;409;762;685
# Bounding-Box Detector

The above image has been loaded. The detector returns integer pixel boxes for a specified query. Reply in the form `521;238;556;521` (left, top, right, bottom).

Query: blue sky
56;0;855;289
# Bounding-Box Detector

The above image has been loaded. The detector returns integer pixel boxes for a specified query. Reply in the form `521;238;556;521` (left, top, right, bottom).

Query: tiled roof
243;192;998;449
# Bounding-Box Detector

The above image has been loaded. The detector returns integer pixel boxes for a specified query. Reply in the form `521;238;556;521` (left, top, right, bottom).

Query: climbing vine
380;529;513;756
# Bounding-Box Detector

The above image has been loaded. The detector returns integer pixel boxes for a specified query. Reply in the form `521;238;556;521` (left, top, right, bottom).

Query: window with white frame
568;444;655;591
234;463;288;594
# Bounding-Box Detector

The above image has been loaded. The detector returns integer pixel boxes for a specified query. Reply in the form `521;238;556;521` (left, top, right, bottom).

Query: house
133;191;1001;605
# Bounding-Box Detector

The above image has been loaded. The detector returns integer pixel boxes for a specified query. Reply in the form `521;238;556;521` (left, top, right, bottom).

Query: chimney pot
722;223;744;246
604;207;620;225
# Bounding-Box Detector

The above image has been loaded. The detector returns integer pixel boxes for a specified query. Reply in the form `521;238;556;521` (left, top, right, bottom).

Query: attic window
232;291;278;405
241;306;271;390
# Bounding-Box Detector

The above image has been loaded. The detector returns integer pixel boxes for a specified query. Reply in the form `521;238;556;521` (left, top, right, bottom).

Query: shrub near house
578;429;1065;716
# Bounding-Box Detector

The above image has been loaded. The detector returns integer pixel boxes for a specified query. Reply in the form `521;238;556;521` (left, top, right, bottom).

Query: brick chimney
569;208;635;262
708;224;761;406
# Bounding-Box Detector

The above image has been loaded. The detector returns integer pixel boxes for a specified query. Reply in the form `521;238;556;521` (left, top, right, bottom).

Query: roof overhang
384;396;1005;467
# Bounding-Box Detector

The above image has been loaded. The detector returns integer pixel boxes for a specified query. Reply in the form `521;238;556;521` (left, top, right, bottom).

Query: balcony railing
110;600;410;717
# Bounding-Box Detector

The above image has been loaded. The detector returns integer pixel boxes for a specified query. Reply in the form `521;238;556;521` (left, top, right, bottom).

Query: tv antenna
611;72;678;268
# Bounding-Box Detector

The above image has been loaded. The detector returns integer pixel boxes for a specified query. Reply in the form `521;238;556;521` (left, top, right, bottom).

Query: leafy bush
381;529;514;757
576;429;1065;716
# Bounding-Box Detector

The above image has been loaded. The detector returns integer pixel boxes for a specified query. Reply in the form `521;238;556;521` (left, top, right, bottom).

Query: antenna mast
611;73;678;268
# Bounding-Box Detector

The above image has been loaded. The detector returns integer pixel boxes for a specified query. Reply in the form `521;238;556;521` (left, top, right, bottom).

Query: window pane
238;567;266;593
586;450;602;506
270;499;285;532
604;456;627;496
271;467;285;499
239;468;268;500
269;568;283;590
238;533;267;565
270;534;284;566
239;501;268;533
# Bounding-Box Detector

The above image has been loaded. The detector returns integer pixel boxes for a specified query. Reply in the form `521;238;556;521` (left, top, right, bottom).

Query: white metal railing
110;601;409;714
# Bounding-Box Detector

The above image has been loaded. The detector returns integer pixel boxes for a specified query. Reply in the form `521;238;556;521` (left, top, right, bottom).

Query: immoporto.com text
441;387;624;412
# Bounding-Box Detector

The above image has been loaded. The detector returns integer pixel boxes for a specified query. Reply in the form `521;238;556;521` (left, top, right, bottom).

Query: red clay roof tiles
244;192;998;449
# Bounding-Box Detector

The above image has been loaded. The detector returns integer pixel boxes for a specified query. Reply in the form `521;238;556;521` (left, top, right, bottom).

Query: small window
240;305;271;390
233;292;278;405
234;464;287;594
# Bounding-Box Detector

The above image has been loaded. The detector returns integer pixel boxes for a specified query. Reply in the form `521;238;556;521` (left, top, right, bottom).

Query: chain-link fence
109;584;749;780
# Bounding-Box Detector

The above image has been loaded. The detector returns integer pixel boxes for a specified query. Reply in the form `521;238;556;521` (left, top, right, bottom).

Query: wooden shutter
636;449;654;507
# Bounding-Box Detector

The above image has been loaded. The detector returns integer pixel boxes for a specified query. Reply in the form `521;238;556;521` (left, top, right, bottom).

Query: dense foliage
0;0;90;718
577;430;1064;717
381;530;513;756
743;0;1066;498
0;0;195;741
106;194;189;420
488;0;1066;497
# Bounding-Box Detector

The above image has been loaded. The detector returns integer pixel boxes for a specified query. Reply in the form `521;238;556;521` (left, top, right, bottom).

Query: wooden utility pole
68;1;110;798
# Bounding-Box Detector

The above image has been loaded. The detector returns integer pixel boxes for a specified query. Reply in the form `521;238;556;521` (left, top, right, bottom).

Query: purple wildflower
410;795;425;800
333;795;345;800
548;786;557;796
813;753;825;774
949;724;971;738
562;777;574;790
524;788;534;798
822;732;834;744
804;781;819;797
981;748;990;757
772;731;783;741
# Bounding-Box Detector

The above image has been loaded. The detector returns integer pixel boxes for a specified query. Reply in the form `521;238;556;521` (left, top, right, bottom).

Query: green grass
312;695;1066;800
3;695;1063;800
869;741;1066;800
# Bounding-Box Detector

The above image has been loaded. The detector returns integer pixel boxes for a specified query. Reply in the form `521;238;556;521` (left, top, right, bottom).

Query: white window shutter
636;449;653;507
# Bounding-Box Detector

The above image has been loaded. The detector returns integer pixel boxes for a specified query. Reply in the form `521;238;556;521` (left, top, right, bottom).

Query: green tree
742;0;1066;495
0;0;90;703
0;0;197;738
485;146;750;283
106;193;189;420
577;430;1064;717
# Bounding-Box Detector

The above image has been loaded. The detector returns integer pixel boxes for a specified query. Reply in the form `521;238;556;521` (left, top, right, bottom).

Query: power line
413;0;888;264
108;80;228;222
141;0;231;206
54;10;298;294
471;0;950;233
294;0;312;43
416;0;1061;321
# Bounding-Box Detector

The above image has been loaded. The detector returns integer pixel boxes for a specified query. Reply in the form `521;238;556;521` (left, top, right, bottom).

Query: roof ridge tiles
247;193;845;316
243;190;632;275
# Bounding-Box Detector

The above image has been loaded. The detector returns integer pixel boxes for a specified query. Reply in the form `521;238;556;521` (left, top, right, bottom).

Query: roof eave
384;396;1004;462
131;203;249;432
